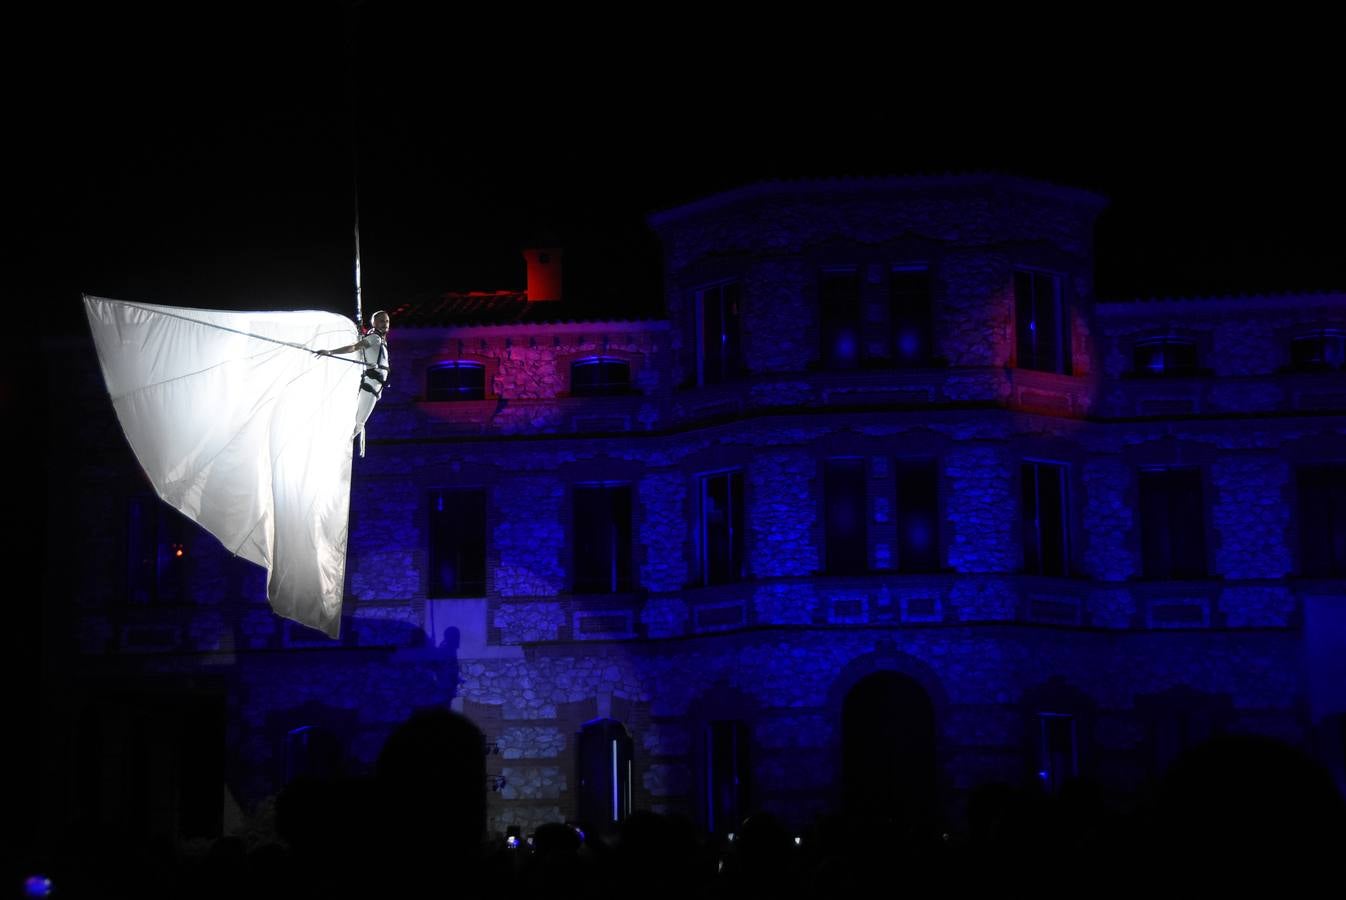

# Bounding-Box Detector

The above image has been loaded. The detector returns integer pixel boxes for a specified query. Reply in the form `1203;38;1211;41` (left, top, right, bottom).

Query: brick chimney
523;248;563;302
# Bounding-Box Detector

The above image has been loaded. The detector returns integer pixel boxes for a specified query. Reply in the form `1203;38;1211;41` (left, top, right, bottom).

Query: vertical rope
346;1;364;327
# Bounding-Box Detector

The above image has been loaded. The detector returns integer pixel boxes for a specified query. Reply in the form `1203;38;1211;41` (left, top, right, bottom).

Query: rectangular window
895;460;940;573
1133;339;1198;377
426;362;485;401
577;719;633;826
1290;331;1346;372
428;488;487;597
1139;468;1207;579
1022;462;1069;576
571;358;631;396
698;282;742;385
825;458;868;574
574;485;634;593
127;496;189;605
891;267;933;366
1037;713;1078;794
704;720;750;835
820;269;861;370
1014;270;1071;374
700;471;745;585
1298;464;1346;576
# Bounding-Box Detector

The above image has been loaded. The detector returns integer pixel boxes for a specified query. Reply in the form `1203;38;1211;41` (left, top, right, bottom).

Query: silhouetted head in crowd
377;707;487;858
1156;733;1346;867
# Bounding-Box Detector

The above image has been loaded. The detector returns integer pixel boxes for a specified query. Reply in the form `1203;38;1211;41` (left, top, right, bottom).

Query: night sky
20;6;1344;341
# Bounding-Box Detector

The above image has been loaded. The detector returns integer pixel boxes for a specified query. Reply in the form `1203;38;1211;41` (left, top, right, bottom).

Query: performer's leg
353;388;377;438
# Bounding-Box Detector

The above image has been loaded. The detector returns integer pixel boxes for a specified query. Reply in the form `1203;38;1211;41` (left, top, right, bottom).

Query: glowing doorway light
612;739;620;821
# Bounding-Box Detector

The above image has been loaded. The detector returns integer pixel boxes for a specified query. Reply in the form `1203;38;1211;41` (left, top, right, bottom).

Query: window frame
1036;712;1079;795
1132;337;1200;377
1014;268;1071;374
695;281;743;386
894;458;941;574
1296;463;1346;577
890;264;934;367
1021;460;1071;577
824;457;869;575
819;267;863;371
427;487;488;598
697;468;746;586
1137;466;1209;580
1288;328;1346;373
425;360;487;402
572;483;635;594
570;357;633;398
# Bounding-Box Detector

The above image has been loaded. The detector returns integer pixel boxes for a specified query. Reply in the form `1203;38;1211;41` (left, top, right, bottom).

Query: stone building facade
43;176;1345;841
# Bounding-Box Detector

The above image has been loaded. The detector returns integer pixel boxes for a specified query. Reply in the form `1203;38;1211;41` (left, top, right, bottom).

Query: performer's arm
316;334;372;356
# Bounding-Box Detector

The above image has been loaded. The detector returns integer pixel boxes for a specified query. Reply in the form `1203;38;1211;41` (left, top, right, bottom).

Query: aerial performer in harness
317;308;391;457
83;297;391;638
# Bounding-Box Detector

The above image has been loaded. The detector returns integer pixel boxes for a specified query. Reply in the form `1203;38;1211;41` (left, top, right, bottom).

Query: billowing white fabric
84;296;363;637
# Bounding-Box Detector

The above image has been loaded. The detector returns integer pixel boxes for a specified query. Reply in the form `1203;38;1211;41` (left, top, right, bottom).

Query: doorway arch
841;670;937;829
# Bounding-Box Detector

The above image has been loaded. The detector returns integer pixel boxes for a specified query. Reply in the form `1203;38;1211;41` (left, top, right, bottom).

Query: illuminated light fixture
24;876;53;899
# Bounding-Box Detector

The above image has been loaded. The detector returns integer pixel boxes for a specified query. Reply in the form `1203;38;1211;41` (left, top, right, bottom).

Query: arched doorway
842;671;937;829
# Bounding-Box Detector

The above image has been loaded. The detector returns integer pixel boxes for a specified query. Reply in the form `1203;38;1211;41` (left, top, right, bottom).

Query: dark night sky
20;6;1345;338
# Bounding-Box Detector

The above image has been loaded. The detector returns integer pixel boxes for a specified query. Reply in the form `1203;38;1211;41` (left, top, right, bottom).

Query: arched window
571;358;631;397
1133;337;1198;376
1290;329;1345;372
426;361;485;401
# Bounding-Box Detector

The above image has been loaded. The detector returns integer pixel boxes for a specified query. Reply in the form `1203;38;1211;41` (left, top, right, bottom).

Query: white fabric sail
84;296;364;637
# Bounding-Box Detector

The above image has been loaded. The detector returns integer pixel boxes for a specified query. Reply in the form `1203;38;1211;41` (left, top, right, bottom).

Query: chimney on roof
523;248;562;302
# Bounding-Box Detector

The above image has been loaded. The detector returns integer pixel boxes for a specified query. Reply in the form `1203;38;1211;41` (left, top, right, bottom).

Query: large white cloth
84;296;364;637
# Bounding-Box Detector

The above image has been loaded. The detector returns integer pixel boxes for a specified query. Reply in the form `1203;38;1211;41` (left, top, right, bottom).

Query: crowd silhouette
19;710;1346;898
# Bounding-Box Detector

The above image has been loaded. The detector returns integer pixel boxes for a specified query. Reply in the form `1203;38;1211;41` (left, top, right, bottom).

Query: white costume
352;329;389;456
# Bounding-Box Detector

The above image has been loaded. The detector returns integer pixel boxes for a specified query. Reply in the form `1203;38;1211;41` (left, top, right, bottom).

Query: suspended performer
317;309;390;454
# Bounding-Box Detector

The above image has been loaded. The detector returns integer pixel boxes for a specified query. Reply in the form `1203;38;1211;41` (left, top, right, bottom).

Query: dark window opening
700;471;745;585
895;460;940;573
699;282;743;385
429;488;487;597
1014;270;1071;374
825;458;868;574
1139;468;1207;579
821;269;861;370
1297;464;1346;576
283;726;344;784
574;485;633;593
703;720;750;835
1037;713;1078;794
1133;339;1199;376
577;718;633;830
127;497;190;605
1290;330;1346;372
1022;462;1069;576
891;267;934;366
571;358;632;396
427;361;485;401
